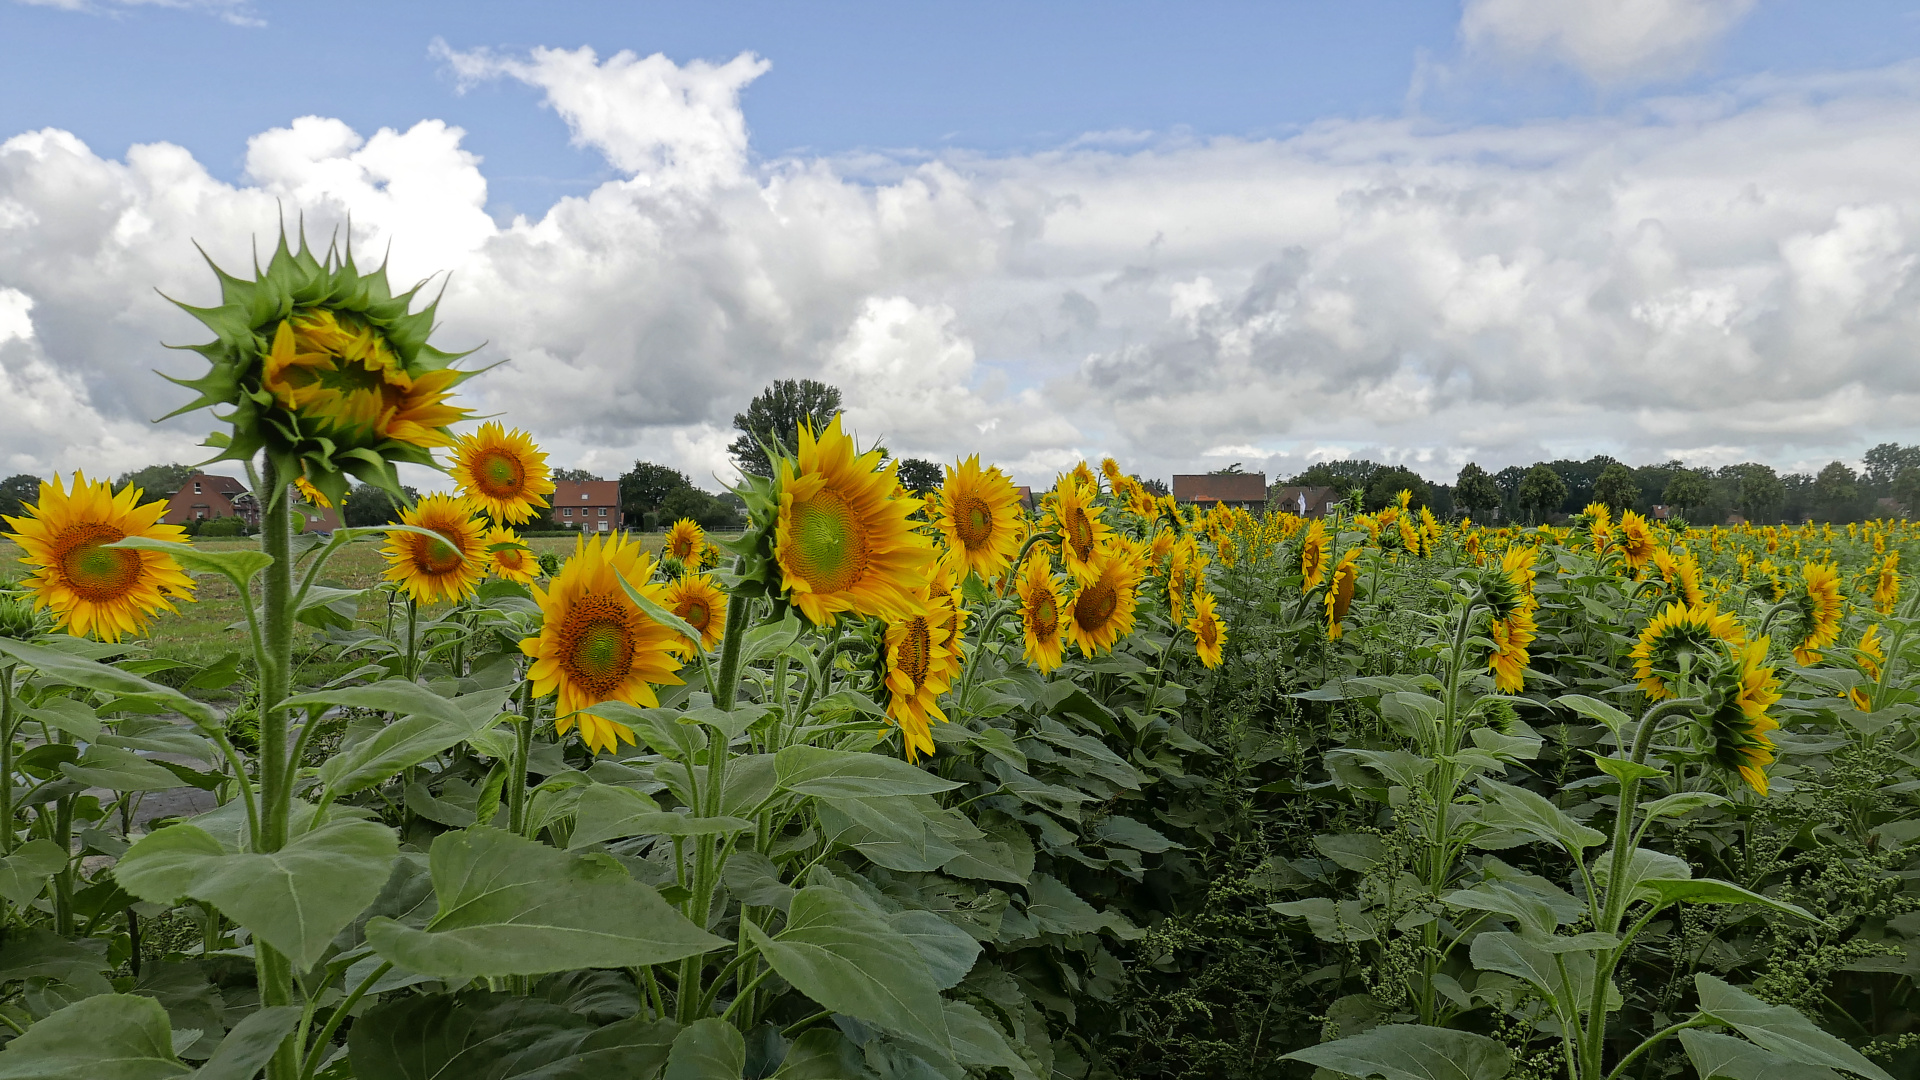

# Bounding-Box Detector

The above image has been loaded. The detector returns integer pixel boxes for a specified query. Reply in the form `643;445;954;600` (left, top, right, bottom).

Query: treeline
1281;444;1920;524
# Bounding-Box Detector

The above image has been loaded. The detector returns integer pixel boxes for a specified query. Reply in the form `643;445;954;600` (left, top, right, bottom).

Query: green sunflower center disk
57;525;140;601
680;601;709;629
476;451;526;497
791;490;868;594
560;594;637;697
420;534;465;575
953;494;994;549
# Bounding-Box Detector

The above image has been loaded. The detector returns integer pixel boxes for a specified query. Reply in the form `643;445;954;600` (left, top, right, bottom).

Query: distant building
1015;486;1036;513
161;474;257;527
1172;473;1268;513
1269;485;1341;518
554;480;624;532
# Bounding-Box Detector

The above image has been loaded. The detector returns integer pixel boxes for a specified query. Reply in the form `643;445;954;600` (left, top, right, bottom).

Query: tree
552;468;603;483
894;458;944;495
1493;466;1527;521
1812;460;1861;522
1363;465;1430;512
728;379;844;478
659;485;742;531
1893;466;1920;519
1208;462;1245;475
1863;443;1920;490
113;463;196;499
1661;469;1712;514
343;484;420;528
0;474;41;523
1519;465;1568;523
1454;463;1501;520
1290;460;1377;491
1731;464;1783;523
1591;463;1640;514
620;462;693;523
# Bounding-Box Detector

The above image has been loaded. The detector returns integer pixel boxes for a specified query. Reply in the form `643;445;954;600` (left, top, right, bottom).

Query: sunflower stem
254;464;301;1080
0;664;14;857
712;590;753;711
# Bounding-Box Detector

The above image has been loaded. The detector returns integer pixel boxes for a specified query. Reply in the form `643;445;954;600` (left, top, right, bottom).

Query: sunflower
662;572;728;652
1017;555;1067;674
1618;510;1656;573
1488;607;1536;694
772;416;933;625
381;495;488;604
1045;474;1114;583
1874;552;1900;615
1847;623;1885;711
5;473;196;642
1124;478;1159;518
1791;561;1844;665
934;455;1023;580
1584;502;1613;552
483;526;538;585
1705;638;1782;795
1065;545;1141;656
1630;602;1746;700
1396;515;1423;557
1326;549;1361;640
665;519;706;565
521;534;686;754
1300;519;1331;592
1188;589;1227;669
1071;461;1100;494
926;551;970;664
1148;529;1177;573
294;476;333;509
449;422;554;524
881;596;956;762
1463;530;1483;565
1421;506;1441;549
262;308;469;453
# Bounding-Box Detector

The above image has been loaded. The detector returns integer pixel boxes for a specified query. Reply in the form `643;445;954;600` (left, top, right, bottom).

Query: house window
598;521;608;532
193;481;202;494
562;507;572;517
598;507;607;517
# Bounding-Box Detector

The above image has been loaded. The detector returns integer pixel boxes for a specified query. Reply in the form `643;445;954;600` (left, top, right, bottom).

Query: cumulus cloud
1461;0;1755;84
3;44;1920;489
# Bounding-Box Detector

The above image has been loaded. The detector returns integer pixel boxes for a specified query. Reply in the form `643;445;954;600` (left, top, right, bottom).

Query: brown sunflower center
790;490;868;594
896;617;932;688
474;450;527;498
670;535;696;560
1064;506;1094;562
56;524;140;601
1199;616;1219;648
1076;578;1117;631
559;594;636;697
952;494;994;549
1028;592;1058;638
418;533;465;575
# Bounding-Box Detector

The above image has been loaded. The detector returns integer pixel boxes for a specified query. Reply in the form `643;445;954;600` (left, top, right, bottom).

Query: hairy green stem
0;664;14;857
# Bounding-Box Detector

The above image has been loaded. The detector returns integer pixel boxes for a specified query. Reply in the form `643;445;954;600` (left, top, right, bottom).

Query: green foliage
728;379;843;478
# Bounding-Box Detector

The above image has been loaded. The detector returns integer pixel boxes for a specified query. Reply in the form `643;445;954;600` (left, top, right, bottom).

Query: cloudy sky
4;0;1920;491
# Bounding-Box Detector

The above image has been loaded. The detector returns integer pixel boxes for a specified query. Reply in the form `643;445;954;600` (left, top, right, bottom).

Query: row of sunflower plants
0;230;1238;1080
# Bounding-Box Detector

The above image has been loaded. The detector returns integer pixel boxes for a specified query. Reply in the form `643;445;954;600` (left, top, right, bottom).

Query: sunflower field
0;233;1911;1080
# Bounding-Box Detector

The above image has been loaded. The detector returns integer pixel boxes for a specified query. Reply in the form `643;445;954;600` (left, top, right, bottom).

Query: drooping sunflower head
520;533;687;753
1488;607;1537;694
1017;554;1067;675
1583;501;1613;549
1326;549;1361;640
1188;589;1227;669
1045;473;1113;582
1703;637;1782;795
1300;518;1331;592
934;455;1023;581
381;495;489;605
1647;546;1707;608
1149;528;1177;573
294;476;333;509
1396;515;1423;557
662;572;729;653
1630;601;1745;700
1873;551;1900;615
483;526;539;585
1847;623;1885;710
168;227;477;509
449;422;555;524
665;519;706;565
881;593;956;762
1618;510;1656;571
771;415;933;626
1065;544;1141;657
5;472;197;642
1791;561;1844;665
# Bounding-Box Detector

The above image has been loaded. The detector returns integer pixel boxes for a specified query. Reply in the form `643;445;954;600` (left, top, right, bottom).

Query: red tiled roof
1172;473;1267;503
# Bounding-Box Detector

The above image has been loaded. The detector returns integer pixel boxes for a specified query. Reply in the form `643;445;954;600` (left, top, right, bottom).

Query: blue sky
5;0;1920;487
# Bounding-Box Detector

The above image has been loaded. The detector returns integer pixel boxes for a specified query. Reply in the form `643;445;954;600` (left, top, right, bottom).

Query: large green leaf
663;1019;745;1080
364;828;725;981
1679;1030;1844;1080
0;994;189;1079
346;992;681;1080
0;839;69;906
113;819;397;971
744;886;949;1052
889;910;981;990
1639;878;1816;921
61;746;186;793
313;685;511;797
0;639;214;728
282;680;467;728
1475;778;1606;853
1695;975;1894;1080
944;1001;1034;1078
773;746;961;799
1282;1024;1512;1080
188;1007;301;1080
769;1028;868;1080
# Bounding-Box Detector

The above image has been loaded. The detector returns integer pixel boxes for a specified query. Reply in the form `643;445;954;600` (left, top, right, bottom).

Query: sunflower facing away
665;519;706;565
1791;561;1844;665
449;422;555;524
1326;549;1361;640
772;416;932;626
484;526;538;585
1649;546;1706;608
261;308;469;464
5;473;196;642
382;495;488;605
882;596;957;762
1188;589;1227;669
933;455;1023;581
294;476;333;509
1705;637;1782;795
1017;554;1067;675
521;534;686;754
1488;607;1537;694
1046;474;1113;583
662;572;729;652
1065;545;1141;656
1630;602;1745;700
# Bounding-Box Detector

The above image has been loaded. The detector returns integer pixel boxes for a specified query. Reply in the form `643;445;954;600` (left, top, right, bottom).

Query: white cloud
13;0;262;27
4;46;1920;489
1461;0;1756;84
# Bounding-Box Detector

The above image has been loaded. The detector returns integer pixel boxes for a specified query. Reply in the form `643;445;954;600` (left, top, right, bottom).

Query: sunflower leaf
613;573;707;655
0;993;190;1079
0;639;216;730
106;536;273;590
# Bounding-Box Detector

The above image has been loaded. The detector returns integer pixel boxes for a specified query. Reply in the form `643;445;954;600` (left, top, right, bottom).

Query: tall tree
552;468;603;483
1363;465;1430;512
343;484;421;528
1289;459;1377;492
1732;464;1784;524
1893;466;1920;519
894;458;944;495
0;474;41;523
1862;443;1920;490
1454;463;1501;520
113;463;196;498
1812;460;1861;522
1519;465;1568;524
1591;463;1640;514
728;379;844;477
1661;469;1712;515
620;462;693;522
659;486;742;531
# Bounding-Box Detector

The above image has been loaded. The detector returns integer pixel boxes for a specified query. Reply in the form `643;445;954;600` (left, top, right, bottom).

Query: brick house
1172;473;1268;513
1269;485;1342;518
161;474;257;527
553;480;624;532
